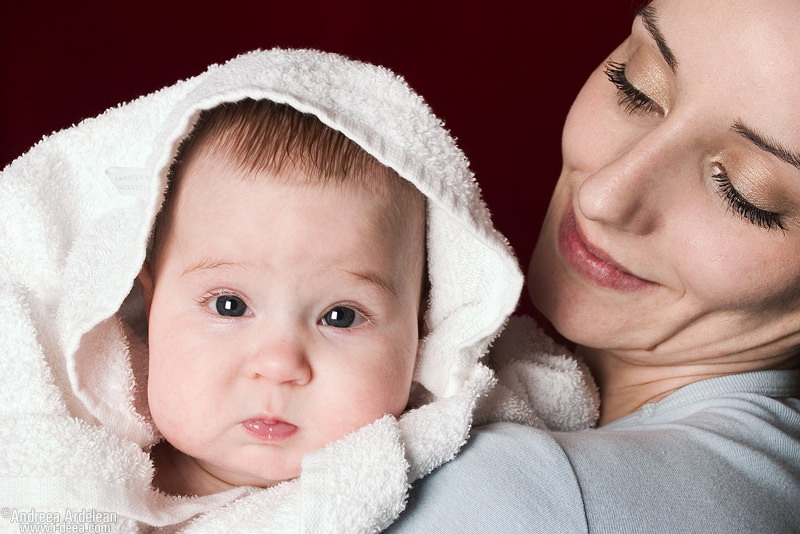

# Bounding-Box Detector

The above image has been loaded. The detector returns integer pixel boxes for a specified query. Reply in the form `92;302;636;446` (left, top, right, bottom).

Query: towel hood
0;49;523;531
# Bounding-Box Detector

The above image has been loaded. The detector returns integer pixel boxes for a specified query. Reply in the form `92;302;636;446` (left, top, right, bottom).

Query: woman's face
530;0;800;365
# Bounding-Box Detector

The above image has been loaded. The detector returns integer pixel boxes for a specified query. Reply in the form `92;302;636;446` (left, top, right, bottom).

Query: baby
136;98;427;496
1;49;596;532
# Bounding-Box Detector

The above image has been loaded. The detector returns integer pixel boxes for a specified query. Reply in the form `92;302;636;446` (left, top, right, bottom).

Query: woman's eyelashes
712;167;786;231
605;61;663;116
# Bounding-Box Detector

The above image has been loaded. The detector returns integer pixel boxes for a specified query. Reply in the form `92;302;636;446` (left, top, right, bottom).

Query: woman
387;0;800;532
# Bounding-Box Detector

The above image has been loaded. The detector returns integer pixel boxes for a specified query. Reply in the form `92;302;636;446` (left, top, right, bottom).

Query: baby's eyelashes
320;306;368;329
197;291;372;328
197;290;253;318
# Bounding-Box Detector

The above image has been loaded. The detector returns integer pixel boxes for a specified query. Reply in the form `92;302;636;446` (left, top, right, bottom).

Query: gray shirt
386;369;800;533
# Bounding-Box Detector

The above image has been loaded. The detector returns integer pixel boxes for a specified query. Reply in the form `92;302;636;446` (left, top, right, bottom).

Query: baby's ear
136;262;154;320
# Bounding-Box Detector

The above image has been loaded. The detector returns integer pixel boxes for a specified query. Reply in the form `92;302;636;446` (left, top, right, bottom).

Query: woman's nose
246;330;312;386
576;131;674;235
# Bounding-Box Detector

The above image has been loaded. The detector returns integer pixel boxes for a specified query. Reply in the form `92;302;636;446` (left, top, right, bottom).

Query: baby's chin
189;450;301;492
152;440;299;496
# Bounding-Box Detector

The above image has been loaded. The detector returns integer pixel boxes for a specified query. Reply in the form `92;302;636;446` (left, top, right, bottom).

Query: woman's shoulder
552;369;800;533
388;369;800;533
385;422;589;533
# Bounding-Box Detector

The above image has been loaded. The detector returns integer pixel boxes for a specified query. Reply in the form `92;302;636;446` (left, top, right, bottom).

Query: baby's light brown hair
150;98;427;277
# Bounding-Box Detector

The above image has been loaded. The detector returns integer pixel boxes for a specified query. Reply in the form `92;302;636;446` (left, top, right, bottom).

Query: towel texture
475;316;600;430
0;49;593;532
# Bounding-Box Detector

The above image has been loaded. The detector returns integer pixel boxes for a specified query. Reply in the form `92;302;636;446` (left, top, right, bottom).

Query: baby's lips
242;418;298;441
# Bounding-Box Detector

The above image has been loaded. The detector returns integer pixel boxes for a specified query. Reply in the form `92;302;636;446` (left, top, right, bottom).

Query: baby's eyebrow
343;269;397;297
182;261;397;296
182;259;250;276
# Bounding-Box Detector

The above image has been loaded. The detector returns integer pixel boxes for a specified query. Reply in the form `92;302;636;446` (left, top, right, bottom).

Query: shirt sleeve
552;398;800;534
385;422;589;533
386;391;800;534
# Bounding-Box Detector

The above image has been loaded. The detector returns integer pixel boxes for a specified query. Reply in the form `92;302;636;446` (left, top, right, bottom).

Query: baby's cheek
363;365;414;419
146;341;193;437
147;360;178;432
324;364;411;435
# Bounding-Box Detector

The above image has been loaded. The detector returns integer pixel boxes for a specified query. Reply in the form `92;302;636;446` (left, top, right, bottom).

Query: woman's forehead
650;0;800;80
646;0;800;149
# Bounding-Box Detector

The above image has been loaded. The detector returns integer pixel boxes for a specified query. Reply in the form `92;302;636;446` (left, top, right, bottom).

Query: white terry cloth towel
0;49;594;533
475;315;600;431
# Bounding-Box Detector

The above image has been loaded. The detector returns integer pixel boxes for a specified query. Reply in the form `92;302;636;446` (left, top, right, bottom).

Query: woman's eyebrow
637;5;678;72
733;121;800;171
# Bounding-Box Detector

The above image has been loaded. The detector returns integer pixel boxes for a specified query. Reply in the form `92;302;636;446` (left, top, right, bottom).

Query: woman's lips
242;418;298;442
558;208;657;291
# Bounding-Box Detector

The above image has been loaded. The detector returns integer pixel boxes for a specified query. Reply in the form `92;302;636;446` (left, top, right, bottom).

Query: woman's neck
578;346;799;426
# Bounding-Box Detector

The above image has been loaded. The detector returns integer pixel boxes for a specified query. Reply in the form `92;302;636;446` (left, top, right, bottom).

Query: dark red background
1;1;636;313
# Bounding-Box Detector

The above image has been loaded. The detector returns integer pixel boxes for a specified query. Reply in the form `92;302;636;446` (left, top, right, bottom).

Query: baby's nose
247;335;312;386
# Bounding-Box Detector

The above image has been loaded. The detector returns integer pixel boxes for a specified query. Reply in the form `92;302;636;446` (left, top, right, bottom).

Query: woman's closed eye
606;61;786;232
712;166;786;231
605;61;664;116
320;305;369;329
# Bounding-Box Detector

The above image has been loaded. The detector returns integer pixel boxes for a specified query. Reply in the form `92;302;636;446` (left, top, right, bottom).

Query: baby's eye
212;295;249;317
320;306;367;328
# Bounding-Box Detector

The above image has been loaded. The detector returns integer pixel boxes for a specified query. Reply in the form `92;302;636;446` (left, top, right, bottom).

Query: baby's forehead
179;146;420;232
167;156;426;289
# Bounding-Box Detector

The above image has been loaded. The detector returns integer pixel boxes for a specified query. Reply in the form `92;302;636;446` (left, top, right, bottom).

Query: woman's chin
528;264;633;351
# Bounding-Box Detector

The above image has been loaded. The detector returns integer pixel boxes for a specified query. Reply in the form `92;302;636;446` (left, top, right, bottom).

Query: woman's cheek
672;217;792;311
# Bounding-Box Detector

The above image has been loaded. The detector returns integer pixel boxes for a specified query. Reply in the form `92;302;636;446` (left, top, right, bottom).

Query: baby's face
142;151;423;489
